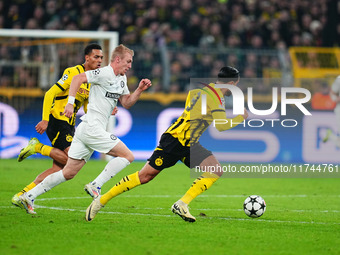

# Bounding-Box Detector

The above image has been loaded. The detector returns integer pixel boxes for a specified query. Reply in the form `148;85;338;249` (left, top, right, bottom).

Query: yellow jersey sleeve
212;111;244;131
208;91;244;131
42;85;63;121
43;65;90;126
165;83;245;146
41;66;76;121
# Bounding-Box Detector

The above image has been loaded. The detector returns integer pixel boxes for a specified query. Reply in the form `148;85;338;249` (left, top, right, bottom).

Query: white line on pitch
3;205;340;224
27;205;340;225
35;194;340;201
3;205;340;214
109;207;340;214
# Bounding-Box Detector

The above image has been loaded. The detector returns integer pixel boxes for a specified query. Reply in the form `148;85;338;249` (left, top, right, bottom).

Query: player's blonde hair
110;44;134;62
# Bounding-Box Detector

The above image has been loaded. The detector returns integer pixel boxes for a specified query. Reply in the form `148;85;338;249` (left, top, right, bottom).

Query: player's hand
63;103;75;118
138;79;152;91
35;120;48;134
242;108;249;120
111;106;118;115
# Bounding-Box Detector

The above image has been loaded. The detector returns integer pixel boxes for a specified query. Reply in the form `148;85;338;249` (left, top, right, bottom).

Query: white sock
91;157;130;188
25;170;66;200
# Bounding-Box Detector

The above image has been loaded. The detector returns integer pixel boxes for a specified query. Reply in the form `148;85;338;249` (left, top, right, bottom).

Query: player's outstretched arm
63;73;87;118
213;108;248;132
119;79;152;109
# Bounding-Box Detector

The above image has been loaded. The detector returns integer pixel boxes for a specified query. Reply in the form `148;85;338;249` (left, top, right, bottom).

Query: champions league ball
243;195;266;218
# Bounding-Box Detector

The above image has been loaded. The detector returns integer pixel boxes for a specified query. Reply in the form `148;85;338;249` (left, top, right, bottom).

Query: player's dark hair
217;66;240;82
84;43;102;56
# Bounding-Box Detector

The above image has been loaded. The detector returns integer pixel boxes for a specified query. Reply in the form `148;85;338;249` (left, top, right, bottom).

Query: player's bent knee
62;168;78;180
138;170;158;184
60;155;68;165
51;148;68;165
63;172;75;180
125;152;134;163
139;174;154;184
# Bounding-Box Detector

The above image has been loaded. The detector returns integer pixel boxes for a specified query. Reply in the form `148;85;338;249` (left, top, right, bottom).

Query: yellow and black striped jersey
165;83;244;147
42;64;90;126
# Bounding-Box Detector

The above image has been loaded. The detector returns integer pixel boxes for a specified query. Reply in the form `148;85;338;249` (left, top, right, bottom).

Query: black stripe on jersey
55;83;65;91
169;118;184;132
76;67;81;74
183;121;191;141
55;95;68;100
211;109;225;113
80;64;85;72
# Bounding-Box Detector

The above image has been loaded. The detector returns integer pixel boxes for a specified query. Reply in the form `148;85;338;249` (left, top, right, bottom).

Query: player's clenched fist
138;79;152;91
63;103;74;118
35;120;48;134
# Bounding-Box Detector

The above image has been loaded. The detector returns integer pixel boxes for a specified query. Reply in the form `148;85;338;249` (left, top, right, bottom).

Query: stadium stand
0;0;339;92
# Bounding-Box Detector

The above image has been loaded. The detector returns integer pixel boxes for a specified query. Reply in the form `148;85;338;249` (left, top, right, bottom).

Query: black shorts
46;114;75;151
148;133;212;171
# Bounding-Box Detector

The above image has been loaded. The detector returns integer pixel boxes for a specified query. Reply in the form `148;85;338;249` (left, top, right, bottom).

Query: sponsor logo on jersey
105;92;120;99
155;157;163;166
121;81;125;88
110;134;117;140
77;88;89;96
66;135;73;142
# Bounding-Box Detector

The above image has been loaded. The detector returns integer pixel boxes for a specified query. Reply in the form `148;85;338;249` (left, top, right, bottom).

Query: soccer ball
243;195;266;218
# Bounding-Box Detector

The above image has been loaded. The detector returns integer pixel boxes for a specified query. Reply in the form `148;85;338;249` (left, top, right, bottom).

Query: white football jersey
82;65;130;128
332;75;340;110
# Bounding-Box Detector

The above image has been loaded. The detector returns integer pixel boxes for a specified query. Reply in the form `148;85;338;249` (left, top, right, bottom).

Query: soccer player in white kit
323;76;340;148
18;44;152;214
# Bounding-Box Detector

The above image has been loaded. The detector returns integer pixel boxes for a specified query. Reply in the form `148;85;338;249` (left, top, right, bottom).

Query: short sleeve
85;68;103;85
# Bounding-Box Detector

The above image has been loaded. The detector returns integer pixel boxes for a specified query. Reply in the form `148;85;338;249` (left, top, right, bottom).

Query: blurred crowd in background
0;0;339;92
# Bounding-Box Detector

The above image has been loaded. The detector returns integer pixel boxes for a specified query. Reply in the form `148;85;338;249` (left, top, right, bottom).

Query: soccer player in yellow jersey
12;44;103;207
85;66;249;222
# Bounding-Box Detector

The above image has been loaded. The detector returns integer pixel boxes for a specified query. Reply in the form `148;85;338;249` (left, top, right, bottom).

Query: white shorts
68;122;120;162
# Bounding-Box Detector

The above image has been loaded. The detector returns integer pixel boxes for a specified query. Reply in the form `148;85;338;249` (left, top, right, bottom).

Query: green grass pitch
1;159;339;255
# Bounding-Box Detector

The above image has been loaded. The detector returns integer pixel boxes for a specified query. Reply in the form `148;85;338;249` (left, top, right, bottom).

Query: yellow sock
180;172;219;205
35;143;44;153
100;171;141;205
35;143;53;157
15;182;36;197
